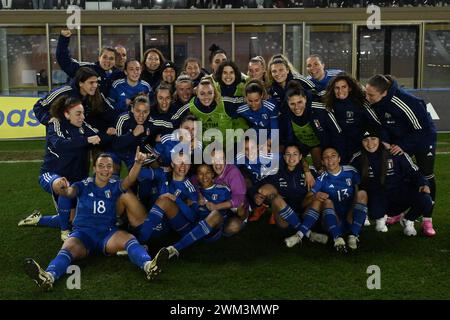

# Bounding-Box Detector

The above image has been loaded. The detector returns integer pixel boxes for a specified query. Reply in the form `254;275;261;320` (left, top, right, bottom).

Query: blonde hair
197;75;222;105
266;55;293;87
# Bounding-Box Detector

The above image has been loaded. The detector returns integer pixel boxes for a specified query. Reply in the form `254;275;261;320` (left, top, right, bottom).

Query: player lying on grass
23;148;168;291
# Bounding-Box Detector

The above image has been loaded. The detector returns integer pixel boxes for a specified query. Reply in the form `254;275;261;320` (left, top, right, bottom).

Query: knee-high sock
351;203;368;236
407;192;433;221
169;211;192;236
323;208;341;239
278;205;302;231
46;249;72;281
125;238;151;269
136;204;165;243
57;196;72;231
174;220;213;252
37;215;61;228
299;208;320;237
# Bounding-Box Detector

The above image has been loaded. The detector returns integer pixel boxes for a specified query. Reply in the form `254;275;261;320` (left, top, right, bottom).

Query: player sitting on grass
164;164;232;259
304;146;368;252
255;143;328;247
23;149;168;291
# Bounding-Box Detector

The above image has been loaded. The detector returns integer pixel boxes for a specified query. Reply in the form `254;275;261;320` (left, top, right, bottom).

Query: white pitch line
0;160;43;163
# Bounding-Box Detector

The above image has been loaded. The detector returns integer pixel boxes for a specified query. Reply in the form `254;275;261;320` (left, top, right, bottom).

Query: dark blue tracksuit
41;118;99;183
33;82;116;134
280;99;343;157
350;149;432;221
330;98;382;164
368;80;437;211
56;35;123;96
267;72;318;114
265;162;309;212
39;118;101;230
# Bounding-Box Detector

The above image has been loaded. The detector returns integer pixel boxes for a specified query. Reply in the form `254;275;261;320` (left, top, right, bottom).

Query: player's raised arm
52;177;78;198
121;147;147;190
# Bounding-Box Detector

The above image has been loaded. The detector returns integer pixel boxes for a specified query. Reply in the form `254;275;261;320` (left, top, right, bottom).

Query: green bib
189;98;233;145
291;120;320;147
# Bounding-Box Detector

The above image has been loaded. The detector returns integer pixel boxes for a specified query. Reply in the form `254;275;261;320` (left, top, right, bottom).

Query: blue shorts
151;217;170;238
69;226;118;255
39;172;61;195
334;203;352;220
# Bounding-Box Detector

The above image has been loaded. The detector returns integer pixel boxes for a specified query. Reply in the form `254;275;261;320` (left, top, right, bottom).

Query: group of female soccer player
19;29;437;290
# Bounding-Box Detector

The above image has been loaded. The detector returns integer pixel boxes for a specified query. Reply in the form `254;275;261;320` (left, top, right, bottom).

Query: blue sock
174;220;213;252
46;249;72;281
351;203;368;236
169;212;191;236
37;215;61;228
299;208;320;236
57;196;72;231
137;205;165;242
324;208;341;239
278;205;302;230
125;238;151;269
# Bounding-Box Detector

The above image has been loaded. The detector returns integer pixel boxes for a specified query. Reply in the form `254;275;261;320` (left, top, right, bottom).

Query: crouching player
350;127;433;236
255;143;328;247
23;148;169;291
305;146;368;252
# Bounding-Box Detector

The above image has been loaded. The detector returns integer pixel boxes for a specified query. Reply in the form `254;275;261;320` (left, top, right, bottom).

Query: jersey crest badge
314;119;322;130
212;194;218;201
346;178;352;186
105;190;111;198
387;159;394;169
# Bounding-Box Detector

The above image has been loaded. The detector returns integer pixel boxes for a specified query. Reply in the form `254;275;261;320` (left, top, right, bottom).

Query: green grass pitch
0;135;449;300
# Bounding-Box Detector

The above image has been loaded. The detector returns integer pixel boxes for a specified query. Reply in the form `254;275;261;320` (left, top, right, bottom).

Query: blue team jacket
369;80;436;154
40;118;99;183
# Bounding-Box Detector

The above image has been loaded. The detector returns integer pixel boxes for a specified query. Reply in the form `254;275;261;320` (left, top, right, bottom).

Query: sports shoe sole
18;210;41;227
23;258;53;291
146;248;169;280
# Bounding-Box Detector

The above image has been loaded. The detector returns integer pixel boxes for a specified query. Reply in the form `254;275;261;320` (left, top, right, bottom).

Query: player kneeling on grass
304;146;368;252
18;96;103;241
350;127;433;236
163;164;232;259
23;149;169;291
255;143;328;247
